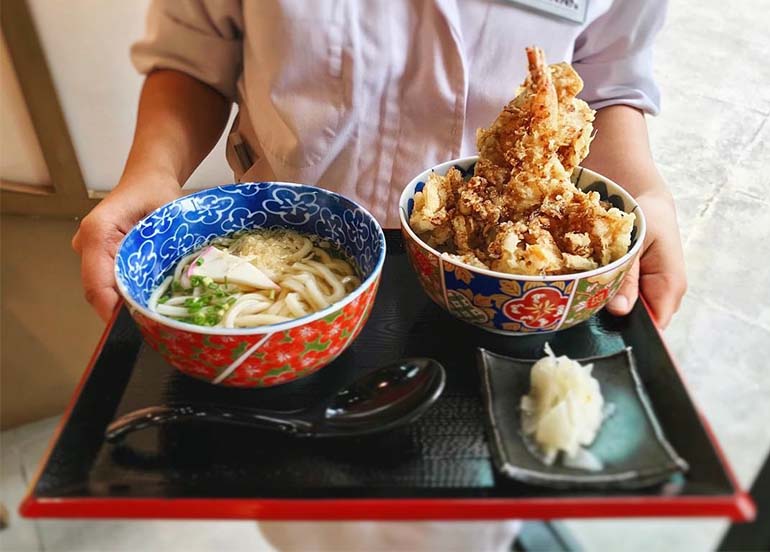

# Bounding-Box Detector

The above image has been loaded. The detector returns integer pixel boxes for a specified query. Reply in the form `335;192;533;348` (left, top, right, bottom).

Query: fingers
71;227;83;252
82;257;119;322
638;240;687;329
71;181;183;322
611;192;688;329
80;239;121;322
606;256;640;316
73;215;124;322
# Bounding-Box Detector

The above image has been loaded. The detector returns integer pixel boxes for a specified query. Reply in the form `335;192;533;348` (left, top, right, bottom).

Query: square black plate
478;347;688;489
20;230;753;521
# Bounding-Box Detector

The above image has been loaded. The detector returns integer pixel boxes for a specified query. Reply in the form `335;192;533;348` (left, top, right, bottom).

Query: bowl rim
115;181;387;335
398;155;647;282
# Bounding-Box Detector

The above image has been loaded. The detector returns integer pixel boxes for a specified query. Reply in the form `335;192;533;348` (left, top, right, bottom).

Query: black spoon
105;358;445;442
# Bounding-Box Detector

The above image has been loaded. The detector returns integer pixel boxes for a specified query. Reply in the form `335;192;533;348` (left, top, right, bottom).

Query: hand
606;190;687;328
72;174;182;322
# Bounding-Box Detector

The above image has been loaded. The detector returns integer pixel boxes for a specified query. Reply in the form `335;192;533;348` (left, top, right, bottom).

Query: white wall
0;34;50;186
25;0;233;192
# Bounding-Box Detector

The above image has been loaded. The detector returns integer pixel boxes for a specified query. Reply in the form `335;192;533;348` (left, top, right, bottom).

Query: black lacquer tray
20;231;754;521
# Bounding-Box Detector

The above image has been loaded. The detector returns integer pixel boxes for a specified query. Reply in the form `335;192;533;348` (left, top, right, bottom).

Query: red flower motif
166;340;194;357
299;355;319;369
173;331;204;347
502;287;569;329
170;356;216;380
262;333;304;363
135;313;165;340
411;249;435;278
210;335;243;346
130;273;378;387
586;287;610;310
203;348;234;366
236;358;269;380
296;325;318;342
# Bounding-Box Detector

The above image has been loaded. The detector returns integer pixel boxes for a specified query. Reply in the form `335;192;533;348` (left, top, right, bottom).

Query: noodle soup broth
150;229;362;329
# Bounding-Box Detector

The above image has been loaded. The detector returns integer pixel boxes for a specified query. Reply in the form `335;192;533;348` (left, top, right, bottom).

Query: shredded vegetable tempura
410;46;635;275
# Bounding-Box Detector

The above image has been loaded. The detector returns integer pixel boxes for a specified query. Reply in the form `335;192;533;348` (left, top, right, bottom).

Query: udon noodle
149;229;361;328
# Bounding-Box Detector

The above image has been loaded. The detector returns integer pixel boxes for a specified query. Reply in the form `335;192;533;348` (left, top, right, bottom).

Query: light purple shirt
133;0;666;228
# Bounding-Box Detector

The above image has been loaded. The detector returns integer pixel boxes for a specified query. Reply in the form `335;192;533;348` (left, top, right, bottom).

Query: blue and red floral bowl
115;182;386;387
399;156;646;335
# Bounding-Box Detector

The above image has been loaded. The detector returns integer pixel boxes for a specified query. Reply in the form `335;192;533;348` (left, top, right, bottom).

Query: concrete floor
2;0;769;550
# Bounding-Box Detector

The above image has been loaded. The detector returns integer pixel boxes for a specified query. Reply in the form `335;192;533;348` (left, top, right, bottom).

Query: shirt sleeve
572;0;668;115
131;0;243;100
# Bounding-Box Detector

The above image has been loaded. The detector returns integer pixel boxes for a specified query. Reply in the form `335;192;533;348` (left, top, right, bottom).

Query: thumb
606;256;640;316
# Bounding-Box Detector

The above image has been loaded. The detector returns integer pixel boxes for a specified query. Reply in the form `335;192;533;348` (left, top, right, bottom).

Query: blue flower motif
138;203;182;239
115;254;130;290
192;232;221;251
343;208;371;252
182;195;234;225
116;183;386;306
263;188;319;225
158;223;195;261
316;207;346;245
126;240;157;289
360;245;375;274
220;182;271;197
220;207;266;234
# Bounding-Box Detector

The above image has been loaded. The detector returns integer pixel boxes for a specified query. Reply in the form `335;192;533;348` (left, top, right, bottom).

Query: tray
20;231;755;521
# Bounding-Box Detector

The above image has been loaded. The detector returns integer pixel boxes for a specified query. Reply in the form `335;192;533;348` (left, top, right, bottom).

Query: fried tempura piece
453;175;502;259
558;190;635;266
475;48;595;218
475;47;562;216
409;46;634;276
410;168;461;247
550;62;595;173
451;214;475;255
563;232;593;257
488;219;564;276
456;176;502;226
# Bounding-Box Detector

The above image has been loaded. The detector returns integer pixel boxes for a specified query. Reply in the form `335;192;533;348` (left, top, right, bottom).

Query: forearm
119;69;231;190
581;105;670;200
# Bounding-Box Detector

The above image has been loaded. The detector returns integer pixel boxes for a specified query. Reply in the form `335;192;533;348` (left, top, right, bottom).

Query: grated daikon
521;344;605;468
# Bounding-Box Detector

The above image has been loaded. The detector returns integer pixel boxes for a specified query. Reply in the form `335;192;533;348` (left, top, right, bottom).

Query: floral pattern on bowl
399;157;645;335
132;282;378;387
115;182;386;387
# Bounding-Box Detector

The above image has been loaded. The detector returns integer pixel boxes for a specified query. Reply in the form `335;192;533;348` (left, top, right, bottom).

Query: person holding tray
72;0;684;549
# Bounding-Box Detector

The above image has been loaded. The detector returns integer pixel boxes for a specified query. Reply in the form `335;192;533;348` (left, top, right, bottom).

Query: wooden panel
1;0;87;200
0;179;55;196
1;190;98;218
0;34;50;185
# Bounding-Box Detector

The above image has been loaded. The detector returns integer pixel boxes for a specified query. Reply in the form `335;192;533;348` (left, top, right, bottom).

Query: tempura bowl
115;182;386;387
399;156;646;335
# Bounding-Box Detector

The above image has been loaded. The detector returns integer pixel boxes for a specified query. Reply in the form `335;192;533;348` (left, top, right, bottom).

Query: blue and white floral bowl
115;182;386;387
399;156;646;335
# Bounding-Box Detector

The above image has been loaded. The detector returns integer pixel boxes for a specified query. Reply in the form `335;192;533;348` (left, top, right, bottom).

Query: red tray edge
19;493;755;521
18;303;122;511
18;299;757;523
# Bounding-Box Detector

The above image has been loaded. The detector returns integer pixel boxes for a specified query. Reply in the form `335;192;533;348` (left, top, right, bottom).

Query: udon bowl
115;182;385;387
399;156;646;335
